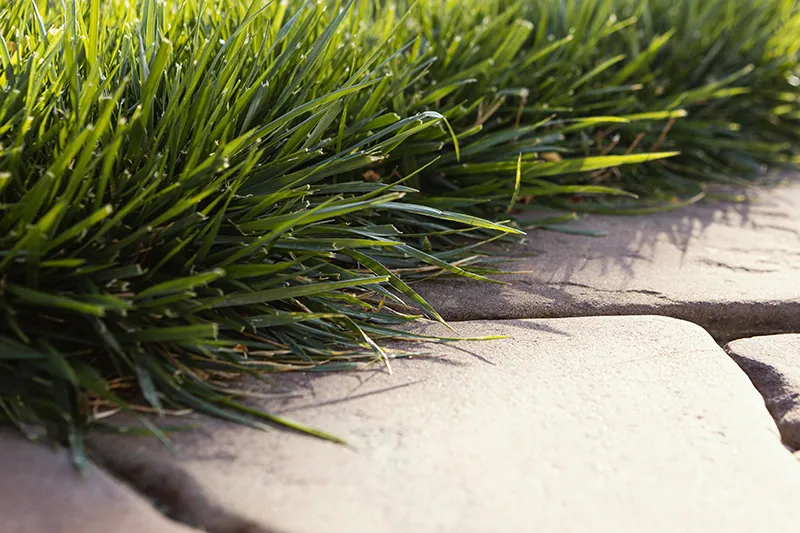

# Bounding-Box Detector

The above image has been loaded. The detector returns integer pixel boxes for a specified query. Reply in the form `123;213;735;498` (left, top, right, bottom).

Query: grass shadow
412;171;800;340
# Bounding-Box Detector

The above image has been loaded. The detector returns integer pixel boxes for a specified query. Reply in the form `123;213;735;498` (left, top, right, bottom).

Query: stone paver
88;316;800;533
0;429;197;533
415;179;800;341
725;334;800;449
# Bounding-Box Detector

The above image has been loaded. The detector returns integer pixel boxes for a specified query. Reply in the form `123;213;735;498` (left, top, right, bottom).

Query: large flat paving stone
89;316;800;533
416;180;800;341
725;333;800;450
0;429;197;533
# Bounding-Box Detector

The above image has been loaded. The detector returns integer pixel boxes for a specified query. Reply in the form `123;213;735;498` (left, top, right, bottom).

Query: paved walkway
417;180;800;341
85;317;800;533
2;179;799;533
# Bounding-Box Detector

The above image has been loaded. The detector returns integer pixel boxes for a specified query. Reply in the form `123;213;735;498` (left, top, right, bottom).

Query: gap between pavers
414;180;800;342
725;334;800;451
89;316;800;533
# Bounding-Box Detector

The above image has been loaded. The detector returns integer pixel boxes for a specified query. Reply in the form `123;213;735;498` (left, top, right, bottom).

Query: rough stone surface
415;180;800;341
0;429;197;533
725;334;800;449
89;316;800;533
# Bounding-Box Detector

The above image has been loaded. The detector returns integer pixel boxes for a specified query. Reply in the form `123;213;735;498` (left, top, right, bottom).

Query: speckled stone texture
88;316;800;533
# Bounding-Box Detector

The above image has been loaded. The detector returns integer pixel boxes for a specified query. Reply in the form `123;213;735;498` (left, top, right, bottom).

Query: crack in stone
750;223;800;236
624;288;669;297
544;281;674;301
722;247;800;256
695;258;777;274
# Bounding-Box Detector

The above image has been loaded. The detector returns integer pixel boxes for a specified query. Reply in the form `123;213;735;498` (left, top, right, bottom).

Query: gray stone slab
415;180;800;341
725;333;800;449
89;316;800;533
0;430;197;533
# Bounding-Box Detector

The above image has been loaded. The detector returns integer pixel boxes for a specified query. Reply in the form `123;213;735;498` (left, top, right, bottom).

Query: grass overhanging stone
0;0;798;455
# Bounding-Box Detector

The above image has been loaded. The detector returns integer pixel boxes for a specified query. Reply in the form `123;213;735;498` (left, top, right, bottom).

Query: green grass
1;0;798;455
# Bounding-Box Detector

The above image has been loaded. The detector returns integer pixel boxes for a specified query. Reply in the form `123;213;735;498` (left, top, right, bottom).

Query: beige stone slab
725;333;800;448
90;316;800;533
415;179;800;341
0;430;197;533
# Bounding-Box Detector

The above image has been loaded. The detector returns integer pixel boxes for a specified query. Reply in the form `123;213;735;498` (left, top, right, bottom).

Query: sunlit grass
0;0;797;456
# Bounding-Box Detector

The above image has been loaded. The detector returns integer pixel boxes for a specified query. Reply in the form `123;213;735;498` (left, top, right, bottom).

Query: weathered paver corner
85;316;800;533
416;180;800;341
725;334;800;450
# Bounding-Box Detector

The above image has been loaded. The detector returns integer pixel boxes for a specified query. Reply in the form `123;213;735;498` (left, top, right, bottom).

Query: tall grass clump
1;0;798;454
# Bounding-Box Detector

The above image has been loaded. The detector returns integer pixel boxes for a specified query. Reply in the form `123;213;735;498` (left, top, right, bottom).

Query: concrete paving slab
0;429;197;533
415;180;800;341
89;316;800;533
725;333;800;449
